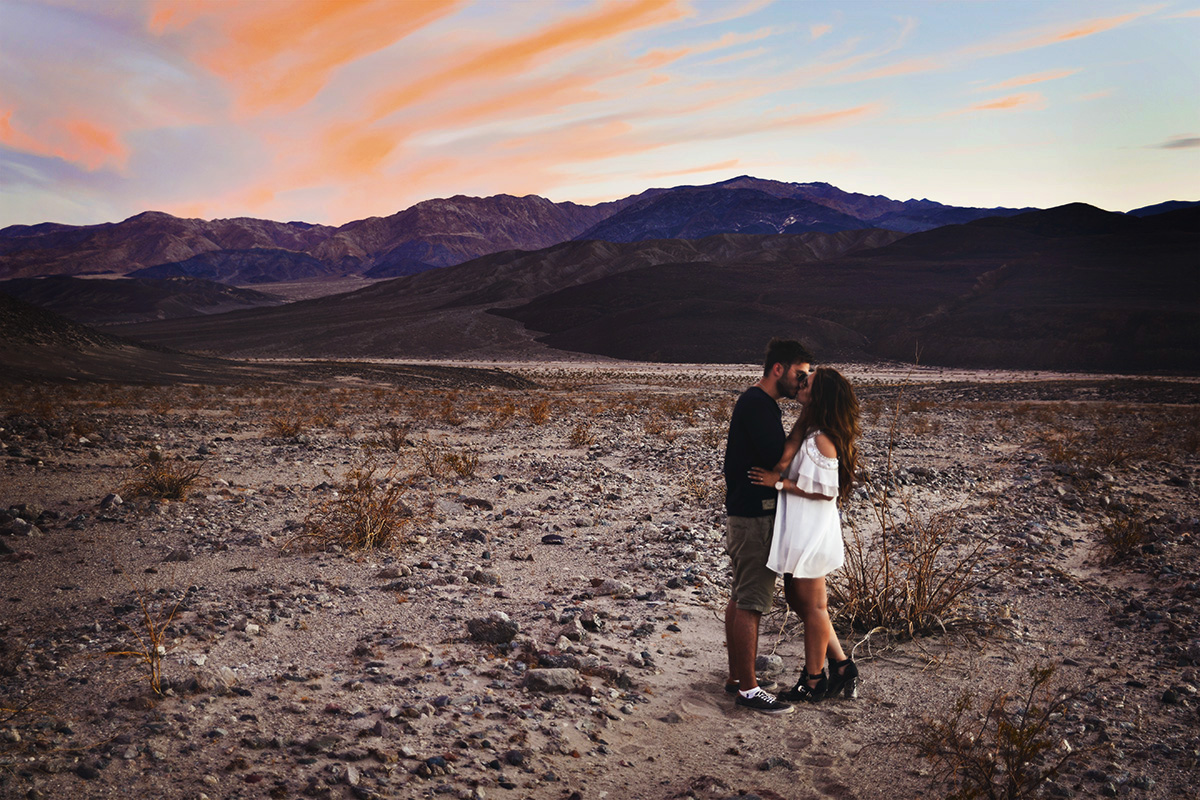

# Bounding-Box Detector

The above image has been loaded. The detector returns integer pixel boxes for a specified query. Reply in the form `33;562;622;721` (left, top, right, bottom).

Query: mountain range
1;177;1196;374
0;177;1034;284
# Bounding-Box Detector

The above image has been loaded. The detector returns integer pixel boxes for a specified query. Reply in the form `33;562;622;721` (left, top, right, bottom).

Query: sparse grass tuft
909;663;1085;800
121;451;204;501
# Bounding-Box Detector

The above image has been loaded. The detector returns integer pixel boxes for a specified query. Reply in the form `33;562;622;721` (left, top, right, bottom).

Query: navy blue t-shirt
723;386;786;517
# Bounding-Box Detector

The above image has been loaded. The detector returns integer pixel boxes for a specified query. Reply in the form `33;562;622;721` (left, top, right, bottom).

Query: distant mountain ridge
12;175;1168;285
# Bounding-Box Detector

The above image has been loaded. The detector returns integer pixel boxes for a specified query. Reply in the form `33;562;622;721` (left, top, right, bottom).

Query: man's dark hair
762;338;813;375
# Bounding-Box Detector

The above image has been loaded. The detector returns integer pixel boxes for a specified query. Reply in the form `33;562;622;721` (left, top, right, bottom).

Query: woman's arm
746;465;835;501
772;423;804;474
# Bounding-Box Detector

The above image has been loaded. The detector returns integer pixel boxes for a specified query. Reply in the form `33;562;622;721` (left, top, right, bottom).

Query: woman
748;366;860;702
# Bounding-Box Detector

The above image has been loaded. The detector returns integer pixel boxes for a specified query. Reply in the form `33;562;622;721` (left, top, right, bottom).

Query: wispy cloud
368;0;684;123
0;107;128;171
810;23;833;40
948;92;1048;115
1154;135;1200;149
976;68;1082;92
954;8;1157;60
149;0;464;114
646;159;741;178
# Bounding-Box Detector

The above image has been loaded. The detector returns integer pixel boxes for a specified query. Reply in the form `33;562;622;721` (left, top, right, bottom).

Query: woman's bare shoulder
812;432;837;458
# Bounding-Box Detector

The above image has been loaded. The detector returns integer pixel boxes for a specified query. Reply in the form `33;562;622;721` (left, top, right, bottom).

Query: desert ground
1;361;1198;800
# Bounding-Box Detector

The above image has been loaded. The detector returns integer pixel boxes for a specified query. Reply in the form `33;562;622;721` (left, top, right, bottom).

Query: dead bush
527;397;552;426
368;420;413;452
105;573;182;696
1098;510;1148;563
682;474;720;506
121;451;203;501
443;447;479;479
288;461;416;551
568;421;595;448
909;663;1086;800
830;386;1011;638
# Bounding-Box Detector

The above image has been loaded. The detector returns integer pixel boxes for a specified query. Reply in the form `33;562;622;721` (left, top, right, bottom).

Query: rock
755;654;784;676
100;493;122;509
305;734;343;753
163;549;191;562
541;534;565;545
469;570;500;586
467;612;520;644
523;668;580;693
594;579;633;598
0;539;13;555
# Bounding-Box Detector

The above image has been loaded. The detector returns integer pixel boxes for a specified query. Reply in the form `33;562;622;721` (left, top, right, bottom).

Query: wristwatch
774;480;784;491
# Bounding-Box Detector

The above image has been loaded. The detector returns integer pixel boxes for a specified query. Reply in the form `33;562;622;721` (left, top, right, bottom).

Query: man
722;338;813;714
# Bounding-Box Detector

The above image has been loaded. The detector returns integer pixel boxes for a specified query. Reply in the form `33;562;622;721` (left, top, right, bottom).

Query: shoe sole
736;703;794;715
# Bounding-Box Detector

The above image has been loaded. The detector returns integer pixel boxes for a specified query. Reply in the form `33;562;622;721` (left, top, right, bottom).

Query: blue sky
1;0;1197;227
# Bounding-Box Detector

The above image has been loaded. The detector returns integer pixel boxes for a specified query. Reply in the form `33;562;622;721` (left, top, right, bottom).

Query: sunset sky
2;0;1197;228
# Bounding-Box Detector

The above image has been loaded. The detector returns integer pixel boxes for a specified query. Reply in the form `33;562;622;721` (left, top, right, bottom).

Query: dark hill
497;205;1200;371
110;230;903;359
0;276;283;325
129;249;338;284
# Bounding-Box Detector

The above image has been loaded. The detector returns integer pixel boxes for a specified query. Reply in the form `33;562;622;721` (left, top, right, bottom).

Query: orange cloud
369;0;685;122
957;9;1155;60
150;0;464;113
977;68;1082;92
0;108;127;171
951;92;1048;114
810;23;832;40
646;159;741;178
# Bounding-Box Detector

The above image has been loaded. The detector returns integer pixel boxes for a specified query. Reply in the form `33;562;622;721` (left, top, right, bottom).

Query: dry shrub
830;389;1011;638
832;499;1010;637
105;573;182;696
368;420;412;452
437;394;464;426
289;461;415;551
266;406;309;438
416;437;447;479
491;400;517;428
443;447;479;479
700;424;725;449
642;415;681;442
682;474;720;506
121;451;203;501
527;397;552;425
1098;510;1147;563
909;664;1085;800
568;421;595;448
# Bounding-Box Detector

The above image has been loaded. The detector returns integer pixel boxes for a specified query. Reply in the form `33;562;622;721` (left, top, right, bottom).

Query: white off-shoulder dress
766;430;844;578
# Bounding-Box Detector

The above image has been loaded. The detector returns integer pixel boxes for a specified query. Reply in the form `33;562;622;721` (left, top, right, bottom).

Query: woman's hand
747;467;780;488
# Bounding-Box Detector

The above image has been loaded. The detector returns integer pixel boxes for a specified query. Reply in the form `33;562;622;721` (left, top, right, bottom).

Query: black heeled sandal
826;657;859;700
779;669;828;702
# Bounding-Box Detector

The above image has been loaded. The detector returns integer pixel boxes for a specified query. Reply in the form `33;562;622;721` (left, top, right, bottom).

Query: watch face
774;480;784;491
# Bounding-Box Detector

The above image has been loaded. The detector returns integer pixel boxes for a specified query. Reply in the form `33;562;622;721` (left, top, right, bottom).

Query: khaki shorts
725;515;776;614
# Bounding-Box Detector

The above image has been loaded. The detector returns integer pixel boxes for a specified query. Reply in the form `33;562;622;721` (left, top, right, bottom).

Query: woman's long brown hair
793;367;860;502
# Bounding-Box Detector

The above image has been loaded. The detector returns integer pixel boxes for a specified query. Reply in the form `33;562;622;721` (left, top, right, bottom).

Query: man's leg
726;599;761;690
